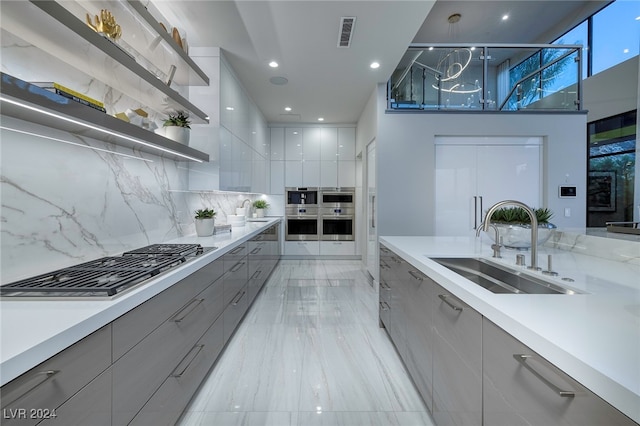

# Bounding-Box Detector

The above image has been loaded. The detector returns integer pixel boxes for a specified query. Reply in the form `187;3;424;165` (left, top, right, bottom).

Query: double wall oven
285;187;354;241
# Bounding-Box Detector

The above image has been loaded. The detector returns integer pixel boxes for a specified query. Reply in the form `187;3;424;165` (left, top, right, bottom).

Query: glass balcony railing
388;44;583;112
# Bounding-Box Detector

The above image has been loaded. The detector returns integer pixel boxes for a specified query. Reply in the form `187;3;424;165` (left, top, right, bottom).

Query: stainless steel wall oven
320;187;355;241
285;187;320;241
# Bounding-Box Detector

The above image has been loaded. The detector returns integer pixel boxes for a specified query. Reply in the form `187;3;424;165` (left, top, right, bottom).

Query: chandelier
432;14;482;96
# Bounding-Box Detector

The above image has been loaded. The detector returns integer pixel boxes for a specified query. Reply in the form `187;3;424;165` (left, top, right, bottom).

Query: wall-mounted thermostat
559;185;577;198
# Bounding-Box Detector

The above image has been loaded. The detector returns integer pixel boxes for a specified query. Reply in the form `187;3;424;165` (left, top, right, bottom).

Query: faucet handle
542;254;559;276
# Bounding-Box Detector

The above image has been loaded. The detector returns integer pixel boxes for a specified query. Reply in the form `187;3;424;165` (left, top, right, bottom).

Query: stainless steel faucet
482;200;540;270
476;222;502;258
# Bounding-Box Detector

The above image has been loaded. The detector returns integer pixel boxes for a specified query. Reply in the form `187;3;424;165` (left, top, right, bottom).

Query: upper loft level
388;43;584;113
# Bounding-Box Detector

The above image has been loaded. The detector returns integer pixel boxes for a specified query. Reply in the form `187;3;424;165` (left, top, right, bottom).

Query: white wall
583;57;639;123
375;84;587;236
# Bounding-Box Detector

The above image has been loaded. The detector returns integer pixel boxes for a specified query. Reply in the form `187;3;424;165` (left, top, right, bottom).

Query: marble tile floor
178;260;435;426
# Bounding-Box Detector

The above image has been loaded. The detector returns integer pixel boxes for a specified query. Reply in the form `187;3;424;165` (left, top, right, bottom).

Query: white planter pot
195;218;215;237
164;126;190;145
255;208;265;218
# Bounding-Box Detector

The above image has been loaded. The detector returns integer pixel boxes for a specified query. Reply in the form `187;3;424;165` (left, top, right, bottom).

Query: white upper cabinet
338;127;356;161
321;128;339;161
270;128;285;161
285;129;303;160
303;128;322;161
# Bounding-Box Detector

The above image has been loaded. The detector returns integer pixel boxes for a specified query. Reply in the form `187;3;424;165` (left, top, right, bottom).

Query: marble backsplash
0;117;259;283
547;229;640;266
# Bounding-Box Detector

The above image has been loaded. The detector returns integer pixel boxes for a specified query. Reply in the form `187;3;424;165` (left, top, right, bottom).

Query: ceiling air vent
337;16;356;48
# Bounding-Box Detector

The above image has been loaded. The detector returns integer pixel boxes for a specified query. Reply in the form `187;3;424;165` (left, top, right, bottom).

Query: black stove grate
0;256;184;297
123;244;202;257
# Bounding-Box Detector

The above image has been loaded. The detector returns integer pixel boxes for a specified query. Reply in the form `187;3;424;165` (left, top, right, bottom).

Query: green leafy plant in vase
194;208;216;237
163;111;191;144
487;206;556;250
252;199;269;217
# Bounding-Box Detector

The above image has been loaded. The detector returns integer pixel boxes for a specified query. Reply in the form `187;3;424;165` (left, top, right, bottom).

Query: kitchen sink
429;257;582;295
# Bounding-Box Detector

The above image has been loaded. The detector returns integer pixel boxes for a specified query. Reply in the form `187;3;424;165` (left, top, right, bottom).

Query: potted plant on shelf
163;111;191;145
194;208;216;237
252;199;269;218
487;206;556;250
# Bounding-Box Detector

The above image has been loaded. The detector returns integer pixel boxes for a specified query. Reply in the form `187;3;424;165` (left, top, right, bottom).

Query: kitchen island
380;234;640;424
0;217;282;387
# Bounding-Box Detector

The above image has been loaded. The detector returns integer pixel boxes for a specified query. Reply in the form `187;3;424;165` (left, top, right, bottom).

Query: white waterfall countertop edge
379;236;640;424
0;218;282;387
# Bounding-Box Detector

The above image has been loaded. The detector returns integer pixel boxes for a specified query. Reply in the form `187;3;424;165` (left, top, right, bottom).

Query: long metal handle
408;270;424;281
380;281;391;290
229;246;245;255
172;298;204;322
250;247;262;255
231;290;246;306
513;354;576;397
372;195;376;228
230;261;245;273
379;301;390;311
474;196;478;229
4;370;60;407
479;196;484;223
250;270;262;280
438;294;463;312
171;344;205;378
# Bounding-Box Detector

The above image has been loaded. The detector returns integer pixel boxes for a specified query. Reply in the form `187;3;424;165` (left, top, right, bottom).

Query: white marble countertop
0;218;282;387
380;235;640;424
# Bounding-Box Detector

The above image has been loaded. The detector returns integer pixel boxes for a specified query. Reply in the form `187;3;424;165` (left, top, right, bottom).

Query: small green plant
163;111;191;128
489;207;553;225
194;208;215;219
252;199;269;209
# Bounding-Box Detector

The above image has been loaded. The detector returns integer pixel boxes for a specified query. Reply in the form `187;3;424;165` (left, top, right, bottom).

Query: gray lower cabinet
432;282;482;426
248;238;269;304
36;368;112;426
112;258;225;426
129;317;225;426
0;325;111;426
403;267;435;412
483;319;638;426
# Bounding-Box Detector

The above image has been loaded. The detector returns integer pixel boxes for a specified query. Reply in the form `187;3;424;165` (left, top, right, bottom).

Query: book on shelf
30;82;106;113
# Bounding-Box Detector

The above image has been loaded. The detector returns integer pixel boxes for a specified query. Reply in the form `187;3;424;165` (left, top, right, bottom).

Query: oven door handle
321;215;353;219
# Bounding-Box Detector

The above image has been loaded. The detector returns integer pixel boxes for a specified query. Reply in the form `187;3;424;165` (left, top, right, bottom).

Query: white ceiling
154;0;608;125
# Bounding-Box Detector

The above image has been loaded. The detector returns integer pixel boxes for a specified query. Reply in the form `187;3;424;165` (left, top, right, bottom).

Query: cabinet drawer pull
251;270;262;280
171;344;205;378
513;354;576;397
4;369;60;406
379;301;390;311
250;247;262;255
408;270;424;281
390;256;402;264
230;246;245;255
230;261;245;273
438;294;463;312
232;290;246;306
380;281;391;291
380;259;391;269
172;298;204;322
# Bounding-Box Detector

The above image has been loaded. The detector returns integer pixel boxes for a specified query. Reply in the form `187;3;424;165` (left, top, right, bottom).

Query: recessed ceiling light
269;61;279;68
285;106;292;112
428;46;434;51
470;46;476;51
226;106;234;111
502;14;509;21
370;62;380;69
318;117;324;122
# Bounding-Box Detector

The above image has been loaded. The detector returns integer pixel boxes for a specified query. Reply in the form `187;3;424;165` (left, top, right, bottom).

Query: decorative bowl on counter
486;223;557;250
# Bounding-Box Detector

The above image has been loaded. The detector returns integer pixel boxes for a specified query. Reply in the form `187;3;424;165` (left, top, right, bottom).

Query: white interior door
435;137;543;236
366;140;377;281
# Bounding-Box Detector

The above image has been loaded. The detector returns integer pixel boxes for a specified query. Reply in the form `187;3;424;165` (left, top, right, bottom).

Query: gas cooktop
0;244;215;299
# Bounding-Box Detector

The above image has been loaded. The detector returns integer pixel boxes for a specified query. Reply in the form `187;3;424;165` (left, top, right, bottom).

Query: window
587;110;637;227
552;21;588;80
592;1;640;75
